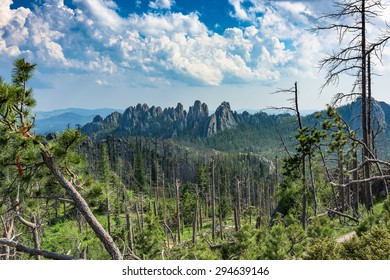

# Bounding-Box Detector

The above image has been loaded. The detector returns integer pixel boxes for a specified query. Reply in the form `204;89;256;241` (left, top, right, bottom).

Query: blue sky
1;0;390;111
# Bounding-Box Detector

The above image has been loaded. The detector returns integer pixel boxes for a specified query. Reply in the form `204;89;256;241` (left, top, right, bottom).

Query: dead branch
326;208;359;223
0;238;75;260
330;174;390;188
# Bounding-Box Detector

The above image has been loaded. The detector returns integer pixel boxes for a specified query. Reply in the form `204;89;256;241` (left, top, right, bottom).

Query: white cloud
273;1;313;24
228;0;250;21
0;0;330;88
149;0;175;10
0;0;31;56
73;0;124;31
96;79;110;86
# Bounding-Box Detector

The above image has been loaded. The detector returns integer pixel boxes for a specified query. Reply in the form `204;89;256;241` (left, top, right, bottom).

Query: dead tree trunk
308;156;318;216
0;238;75;260
175;179;181;244
294;82;307;230
352;149;359;214
192;189;198;244
106;196;111;236
234;207;239;232
235;179;241;230
1;210;14;260
122;184;134;252
211;160;216;240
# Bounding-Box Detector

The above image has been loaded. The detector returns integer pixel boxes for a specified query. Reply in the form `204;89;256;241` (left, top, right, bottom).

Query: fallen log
0;238;75;260
326;208;359;223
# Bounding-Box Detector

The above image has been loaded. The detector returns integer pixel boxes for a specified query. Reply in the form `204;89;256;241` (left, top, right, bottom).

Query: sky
1;0;390;112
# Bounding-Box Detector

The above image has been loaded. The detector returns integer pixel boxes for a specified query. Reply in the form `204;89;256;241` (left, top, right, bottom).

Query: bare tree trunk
31;216;40;260
368;52;372;153
234;207;239;232
192;190;198;244
135;204;142;236
80;245;88;259
1;211;14;260
122;184;134;252
211;160;216;240
308;156;318;216
294;82;307;230
140;194;144;232
361;1;373;211
352;149;359;214
175;179;181;244
199;194;203;230
219;210;223;240
235;179;241;230
162;173;167;223
16;188;41;260
106;196;111;236
339;152;345;212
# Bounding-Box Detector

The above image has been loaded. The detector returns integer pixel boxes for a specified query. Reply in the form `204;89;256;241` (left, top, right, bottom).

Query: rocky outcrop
187;100;209;135
104;111;121;126
81;100;240;138
204;102;238;136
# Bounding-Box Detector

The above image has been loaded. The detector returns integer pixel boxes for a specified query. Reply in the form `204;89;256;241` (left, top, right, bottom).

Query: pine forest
2;0;390;260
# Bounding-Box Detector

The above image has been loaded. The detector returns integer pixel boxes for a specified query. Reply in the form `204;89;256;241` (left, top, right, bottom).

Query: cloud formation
0;0;340;87
149;0;175;10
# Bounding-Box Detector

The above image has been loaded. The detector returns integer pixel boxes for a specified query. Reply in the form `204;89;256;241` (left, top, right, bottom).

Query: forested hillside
1;58;390;260
2;0;390;261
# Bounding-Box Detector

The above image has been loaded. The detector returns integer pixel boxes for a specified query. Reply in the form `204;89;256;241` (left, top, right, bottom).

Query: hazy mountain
33;108;124;134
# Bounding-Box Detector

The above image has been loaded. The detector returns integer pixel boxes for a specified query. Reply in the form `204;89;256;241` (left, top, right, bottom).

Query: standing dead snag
315;0;390;209
175;179;181;244
271;82;317;229
211;159;216;240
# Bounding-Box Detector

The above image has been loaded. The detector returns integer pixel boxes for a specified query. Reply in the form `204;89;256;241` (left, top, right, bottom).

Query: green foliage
166;241;221;260
296;126;326;156
221;225;257;260
180;184;196;224
357;198;390;235
276;180;302;216
304;238;341;260
306;216;334;240
341;227;390;259
134;141;146;192
135;211;164;259
256;220;305;260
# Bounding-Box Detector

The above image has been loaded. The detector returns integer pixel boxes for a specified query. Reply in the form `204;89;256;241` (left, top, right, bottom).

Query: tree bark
326;208;359;223
175;179;181;244
211;160;216;240
361;0;373;210
192;191;198;244
1;212;14;260
308;156;318;216
235;179;241;230
294;82;307;230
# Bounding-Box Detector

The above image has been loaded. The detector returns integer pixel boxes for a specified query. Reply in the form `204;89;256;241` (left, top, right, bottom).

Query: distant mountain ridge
81;100;248;138
33;108;124;134
80;98;390;142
